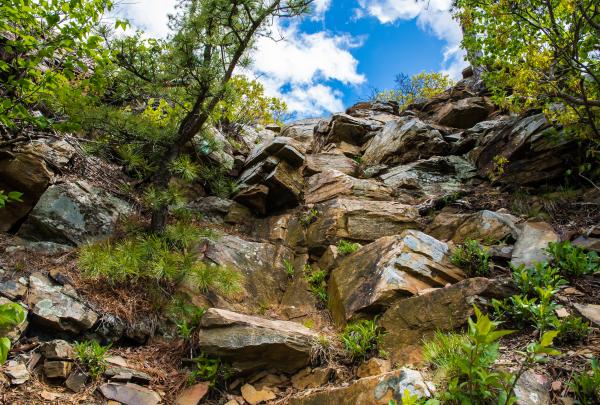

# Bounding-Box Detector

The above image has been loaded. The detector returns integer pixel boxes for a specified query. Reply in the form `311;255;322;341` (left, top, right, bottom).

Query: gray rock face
197;308;317;373
428;209;520;243
305;198;420;252
511;222;559;268
281;118;321;147
99;383;161;405
305;169;392;204
26;273;97;334
380;155;476;204
18;180;131;246
328;230;465;325
304;152;359;177
362;118;449;166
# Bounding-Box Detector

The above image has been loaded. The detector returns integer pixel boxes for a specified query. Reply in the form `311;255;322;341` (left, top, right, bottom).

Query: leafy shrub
450;240;491;276
0;303;27;364
283;259;295;277
492;287;560;334
569;358;600;405
0;191;23;209
74;341;110;379
304;265;327;303
79;222;242;296
555;316;591;345
511;262;567;297
546;241;599;277
165;295;206;339
340;319;384;361
188;353;233;387
337;239;361;256
299;208;319;227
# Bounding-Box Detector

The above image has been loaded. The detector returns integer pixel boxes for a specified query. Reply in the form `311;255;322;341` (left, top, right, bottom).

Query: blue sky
116;0;466;118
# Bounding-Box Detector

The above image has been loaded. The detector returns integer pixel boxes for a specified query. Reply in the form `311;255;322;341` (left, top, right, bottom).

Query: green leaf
540;330;559;347
0;337;10;364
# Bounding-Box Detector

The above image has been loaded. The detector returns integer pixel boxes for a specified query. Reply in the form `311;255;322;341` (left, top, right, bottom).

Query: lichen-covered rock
314;113;384;151
380;155;476;204
305;169;392;204
328;230;465;325
17;180;131;246
281;118;321;148
362;118;449;166
26;273;97;334
511;222;559;268
380;277;514;365
288;368;431;405
306;198;420;252
196;308;317;373
99;383;161;405
304;152;358;177
428;209;520;243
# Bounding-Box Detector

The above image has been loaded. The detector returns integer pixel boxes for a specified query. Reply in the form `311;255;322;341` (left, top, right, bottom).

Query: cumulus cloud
312;0;332;19
356;0;468;79
114;0;177;38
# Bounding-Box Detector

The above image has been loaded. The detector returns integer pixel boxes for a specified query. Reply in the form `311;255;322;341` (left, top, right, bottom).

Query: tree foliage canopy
374;71;455;109
456;0;600;165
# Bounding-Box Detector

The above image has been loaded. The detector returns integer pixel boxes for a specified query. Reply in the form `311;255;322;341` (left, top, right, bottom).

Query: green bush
556;316;591;345
569;358;600;405
74;341;110;379
165;295;206;339
492;287;560;334
340;319;384;361
450;240;491;276
79;222;242;296
337;239;361;256
511;262;567;297
0;303;27;364
188;353;233;387
546;241;599;277
304;266;327;303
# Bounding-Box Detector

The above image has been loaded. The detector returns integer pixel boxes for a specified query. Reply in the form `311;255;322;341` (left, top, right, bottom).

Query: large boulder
281;118;321;148
328;231;465;325
196;308;317;373
511;222;559;268
305;170;392;205
303;152;358;177
380;155;476;204
26;273;98;334
288;368;431;405
312;113;386;152
188;234;294;310
428;209;520;243
434;97;493;129
305;198;420;252
17;180;131;246
362;118;449;166
380;277;514;365
471;114;579;185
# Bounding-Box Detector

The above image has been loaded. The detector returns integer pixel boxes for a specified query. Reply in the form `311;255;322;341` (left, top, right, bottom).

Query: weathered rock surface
328;230;465;325
380;155;476;204
313;113;384;151
305;169;392;204
99;383;161;405
5;360;30;385
189;234;293;309
428;209;519;243
434;97;493;129
40;340;75;360
241;383;276;405
511;222;559;268
573;303;600;326
288;368;431;405
281;119;321;148
380;277;514;365
196;308;317;373
175;382;209;405
43;360;72;379
303;152;358;177
26;273;98;334
514;370;551;405
18;180;131;246
306;198;420;251
362;118;449;166
65;370;88;393
291;367;333;390
357;358;391;378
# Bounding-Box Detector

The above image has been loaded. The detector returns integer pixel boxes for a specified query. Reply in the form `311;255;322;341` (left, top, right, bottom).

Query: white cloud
114;0;177;38
313;0;332;19
356;0;468;79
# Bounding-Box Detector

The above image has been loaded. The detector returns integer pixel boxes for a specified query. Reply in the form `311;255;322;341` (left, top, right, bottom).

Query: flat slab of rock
241;383;276;405
99;383;161;405
328;230;465;325
288;368;431;405
175;382;209;405
197;308;318;373
573;303;600;326
18;180;131;246
428;209;519;243
304;153;359;177
511;222;559;268
26;273;97;334
305;169;392;204
306;198;420;252
380;277;514;365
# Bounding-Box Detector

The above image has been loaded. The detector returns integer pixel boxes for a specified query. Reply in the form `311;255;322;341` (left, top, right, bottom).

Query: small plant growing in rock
489;155;509;181
450;240;491;276
0;302;26;364
74;341;110;379
304;265;328;303
188;353;233;387
423;331;470;385
546;241;600;277
166;295;206;340
337;239;361;256
299;208;319;227
510;262;567;297
555;315;591;345
340;319;384;361
0;190;23;209
568;358;600;404
283;259;295;278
